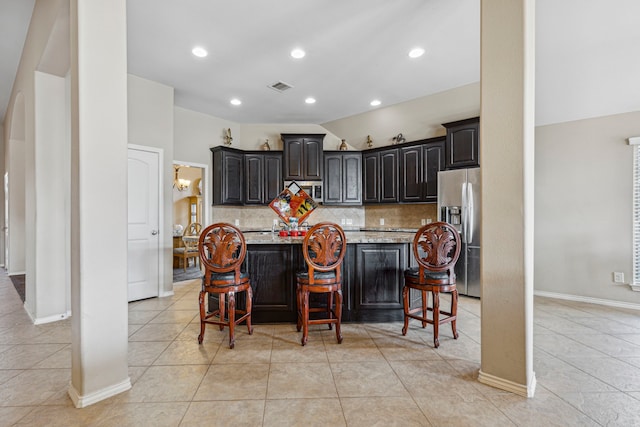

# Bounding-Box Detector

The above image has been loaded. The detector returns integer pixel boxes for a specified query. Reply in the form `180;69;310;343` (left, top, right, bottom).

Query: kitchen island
211;229;418;323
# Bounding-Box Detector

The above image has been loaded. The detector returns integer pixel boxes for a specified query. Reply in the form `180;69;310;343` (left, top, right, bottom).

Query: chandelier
173;166;191;191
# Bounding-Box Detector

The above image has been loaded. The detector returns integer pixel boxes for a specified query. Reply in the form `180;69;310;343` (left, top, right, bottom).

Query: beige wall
535;110;640;305
127;74;175;296
322;83;480;150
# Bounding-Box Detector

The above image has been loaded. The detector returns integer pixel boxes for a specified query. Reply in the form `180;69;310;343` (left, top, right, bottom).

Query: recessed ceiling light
408;47;425;58
230;98;242;106
291;48;306;59
370;99;381;106
192;46;208;58
305;97;316;104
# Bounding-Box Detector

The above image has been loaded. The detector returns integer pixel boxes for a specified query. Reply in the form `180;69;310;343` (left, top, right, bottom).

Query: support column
479;0;536;397
68;0;130;407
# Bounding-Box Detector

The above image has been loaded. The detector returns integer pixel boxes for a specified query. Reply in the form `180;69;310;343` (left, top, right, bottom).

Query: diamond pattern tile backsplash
210;204;438;230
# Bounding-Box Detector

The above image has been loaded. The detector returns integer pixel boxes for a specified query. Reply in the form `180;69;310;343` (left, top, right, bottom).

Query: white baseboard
68;377;131;408
630;284;640;292
8;270;26;276
478;369;536;398
160;290;175;297
535;290;640;311
34;310;71;325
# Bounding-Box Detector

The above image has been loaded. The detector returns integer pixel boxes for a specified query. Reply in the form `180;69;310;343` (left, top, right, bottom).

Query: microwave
284;180;323;204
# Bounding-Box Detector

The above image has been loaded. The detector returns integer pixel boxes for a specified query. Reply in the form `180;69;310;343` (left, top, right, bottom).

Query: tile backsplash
210;203;438;230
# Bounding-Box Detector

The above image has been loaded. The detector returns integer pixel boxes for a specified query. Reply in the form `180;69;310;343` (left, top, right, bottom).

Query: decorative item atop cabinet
339;139;348;151
223;128;233;146
281;133;325;181
442;117;479;169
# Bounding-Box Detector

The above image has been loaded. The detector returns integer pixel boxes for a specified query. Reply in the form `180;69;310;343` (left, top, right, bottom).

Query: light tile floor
1;272;640;426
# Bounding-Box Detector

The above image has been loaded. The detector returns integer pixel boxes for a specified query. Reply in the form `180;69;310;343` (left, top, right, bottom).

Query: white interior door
128;148;160;301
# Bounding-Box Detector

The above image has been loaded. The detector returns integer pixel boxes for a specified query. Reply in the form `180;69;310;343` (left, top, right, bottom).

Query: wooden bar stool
402;222;461;348
198;223;253;349
296;222;346;346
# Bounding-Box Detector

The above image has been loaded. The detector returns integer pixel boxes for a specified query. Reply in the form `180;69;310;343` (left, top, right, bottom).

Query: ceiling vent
269;81;293;92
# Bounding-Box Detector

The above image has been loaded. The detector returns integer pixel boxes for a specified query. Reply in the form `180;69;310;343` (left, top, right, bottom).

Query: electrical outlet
341;218;346;225
613;272;625;283
379;218;385;226
426;218;432;224
421;219;426;226
234;219;240;226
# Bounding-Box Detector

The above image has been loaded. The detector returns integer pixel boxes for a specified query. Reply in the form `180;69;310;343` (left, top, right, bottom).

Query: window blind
633;143;640;285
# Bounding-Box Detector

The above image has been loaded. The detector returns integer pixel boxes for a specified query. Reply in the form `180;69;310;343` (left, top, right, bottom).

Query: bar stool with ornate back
296;222;347;346
402;221;461;348
198;223;253;349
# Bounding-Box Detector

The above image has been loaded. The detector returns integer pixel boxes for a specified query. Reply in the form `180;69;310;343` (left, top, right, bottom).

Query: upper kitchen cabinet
362;147;399;204
443;117;480;169
324;152;362;205
244;151;283;205
281;133;325;180
399;138;445;203
211;146;243;205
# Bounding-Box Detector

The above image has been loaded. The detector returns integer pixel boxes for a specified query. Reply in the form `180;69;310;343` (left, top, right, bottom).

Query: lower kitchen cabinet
218;242;409;323
354;244;407;322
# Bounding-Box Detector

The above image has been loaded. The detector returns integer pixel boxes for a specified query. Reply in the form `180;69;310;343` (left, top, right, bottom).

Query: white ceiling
1;0;639;127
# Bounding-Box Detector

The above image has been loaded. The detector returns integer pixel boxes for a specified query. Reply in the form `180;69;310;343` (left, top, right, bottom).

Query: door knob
151;230;159;235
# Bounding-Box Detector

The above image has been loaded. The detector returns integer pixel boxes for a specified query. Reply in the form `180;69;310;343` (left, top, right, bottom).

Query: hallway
1;271;639;426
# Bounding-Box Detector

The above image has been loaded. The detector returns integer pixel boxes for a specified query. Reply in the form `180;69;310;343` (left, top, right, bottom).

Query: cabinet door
379;149;399;203
445;119;479;169
354;244;407;322
245;245;296;323
342;153;362;205
212;148;243;205
244;154;264;205
283;138;304;180
400;146;423;202
424;141;445;202
303;138;323;180
264;153;282;203
323;153;343;204
362;152;379;203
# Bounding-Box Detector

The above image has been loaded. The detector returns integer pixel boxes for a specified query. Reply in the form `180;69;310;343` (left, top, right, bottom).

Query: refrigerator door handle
467;182;474;244
461;182;468;243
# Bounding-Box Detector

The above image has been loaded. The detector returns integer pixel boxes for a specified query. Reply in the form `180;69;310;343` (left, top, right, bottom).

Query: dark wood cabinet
399;138;445;203
244;244;299;323
443;117;480;169
362;148;399;203
221;241;410;324
244;152;282;205
353;244;408;322
281;133;325;181
362;152;379;203
323;152;362;205
211;146;243;205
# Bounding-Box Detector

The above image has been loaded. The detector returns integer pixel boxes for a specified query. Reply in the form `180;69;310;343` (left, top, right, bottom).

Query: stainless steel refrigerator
437;168;481;298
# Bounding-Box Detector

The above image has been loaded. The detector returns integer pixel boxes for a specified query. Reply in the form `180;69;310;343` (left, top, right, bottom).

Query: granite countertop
242;229;416;244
